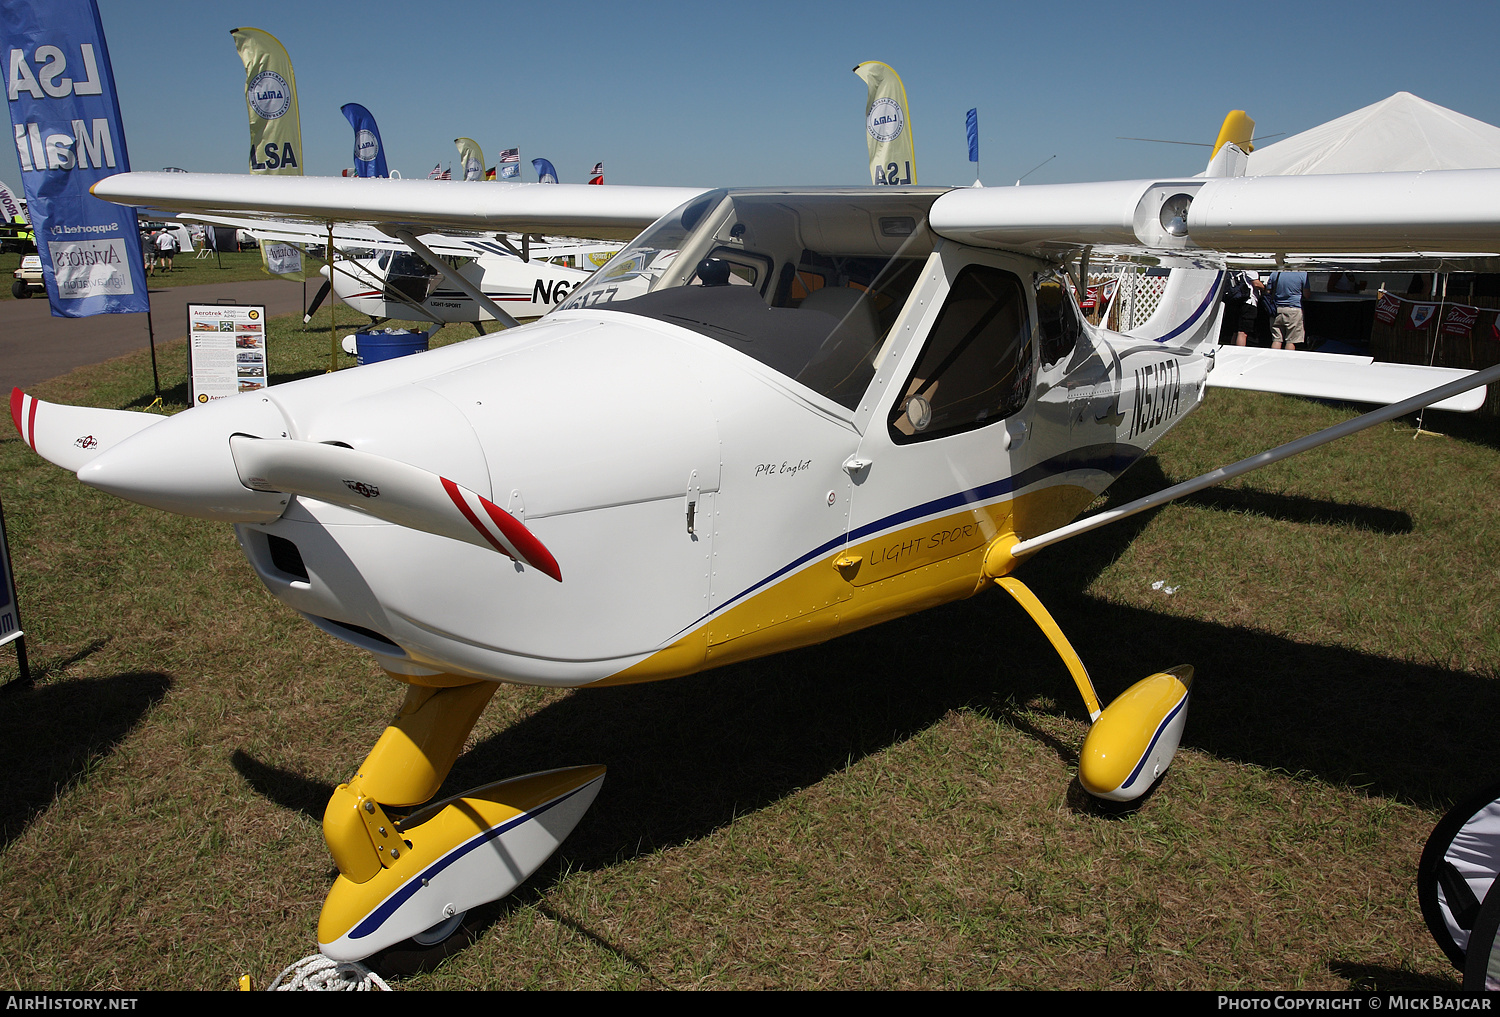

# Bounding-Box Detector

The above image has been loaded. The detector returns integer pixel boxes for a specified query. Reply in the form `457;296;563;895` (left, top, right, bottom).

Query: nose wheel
411;910;467;947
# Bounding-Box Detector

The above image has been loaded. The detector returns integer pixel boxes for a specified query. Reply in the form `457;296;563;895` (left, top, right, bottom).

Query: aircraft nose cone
78;395;292;521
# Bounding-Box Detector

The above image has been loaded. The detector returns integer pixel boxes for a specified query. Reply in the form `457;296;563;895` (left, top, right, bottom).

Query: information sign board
187;303;269;404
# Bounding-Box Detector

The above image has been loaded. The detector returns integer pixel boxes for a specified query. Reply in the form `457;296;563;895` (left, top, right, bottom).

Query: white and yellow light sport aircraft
12;119;1500;960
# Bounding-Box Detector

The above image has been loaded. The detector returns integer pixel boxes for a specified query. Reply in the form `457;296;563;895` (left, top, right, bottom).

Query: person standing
1221;270;1264;347
141;230;156;277
1269;269;1309;350
155;228;176;274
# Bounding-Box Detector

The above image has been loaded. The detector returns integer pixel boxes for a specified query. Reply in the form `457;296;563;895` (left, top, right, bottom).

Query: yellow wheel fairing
1079;665;1193;801
318;765;606;960
594;482;1097;687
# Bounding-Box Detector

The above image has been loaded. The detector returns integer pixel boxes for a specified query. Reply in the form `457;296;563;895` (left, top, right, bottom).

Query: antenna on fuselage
1014;154;1055;186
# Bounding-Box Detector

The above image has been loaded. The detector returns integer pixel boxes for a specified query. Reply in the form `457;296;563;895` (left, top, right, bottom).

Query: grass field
0;308;1497;990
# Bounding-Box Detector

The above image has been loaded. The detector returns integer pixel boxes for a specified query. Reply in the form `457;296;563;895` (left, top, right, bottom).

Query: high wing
93;173;710;243
926;167;1500;260
98;166;1500;258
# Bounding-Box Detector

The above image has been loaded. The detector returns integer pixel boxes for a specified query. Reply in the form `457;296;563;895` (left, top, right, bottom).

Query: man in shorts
155;228;176;274
1220;270;1264;346
1269;270;1308;350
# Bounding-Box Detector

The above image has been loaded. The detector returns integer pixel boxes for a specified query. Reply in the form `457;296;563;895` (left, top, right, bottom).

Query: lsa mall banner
0;0;148;317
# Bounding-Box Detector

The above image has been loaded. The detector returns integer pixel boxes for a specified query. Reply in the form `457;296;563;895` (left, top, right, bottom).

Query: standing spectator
1220;270;1264;347
141;230;156;277
1269;269;1309;350
155;228;176;274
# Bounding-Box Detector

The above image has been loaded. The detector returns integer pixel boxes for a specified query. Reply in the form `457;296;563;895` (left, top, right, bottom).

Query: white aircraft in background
186;212;620;327
320;236;619;327
16;116;1498;961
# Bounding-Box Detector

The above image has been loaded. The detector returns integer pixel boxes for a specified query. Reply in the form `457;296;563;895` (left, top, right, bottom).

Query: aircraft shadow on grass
0;652;170;850
218;453;1500;972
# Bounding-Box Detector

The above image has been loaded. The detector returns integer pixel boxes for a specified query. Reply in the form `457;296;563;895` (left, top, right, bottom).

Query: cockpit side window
889;264;1033;443
1035;272;1085;369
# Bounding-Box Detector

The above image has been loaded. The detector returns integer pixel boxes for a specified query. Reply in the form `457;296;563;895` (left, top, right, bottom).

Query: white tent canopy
1247;92;1500;175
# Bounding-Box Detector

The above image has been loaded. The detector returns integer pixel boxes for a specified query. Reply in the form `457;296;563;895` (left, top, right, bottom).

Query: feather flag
231;28;303;175
454;137;484;181
853;61;916;186
533;158;558;184
340;103;387;177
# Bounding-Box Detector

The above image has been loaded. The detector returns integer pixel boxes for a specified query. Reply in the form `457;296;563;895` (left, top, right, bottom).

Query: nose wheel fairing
317;675;605;962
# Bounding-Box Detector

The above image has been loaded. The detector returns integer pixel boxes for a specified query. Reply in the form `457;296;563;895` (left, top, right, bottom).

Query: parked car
11;254;42;298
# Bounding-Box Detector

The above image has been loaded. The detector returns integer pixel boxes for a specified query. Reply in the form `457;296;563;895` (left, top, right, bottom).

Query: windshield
559;189;941;409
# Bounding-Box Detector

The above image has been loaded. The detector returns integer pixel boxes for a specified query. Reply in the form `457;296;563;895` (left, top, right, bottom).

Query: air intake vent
320;618;402;652
267;535;309;582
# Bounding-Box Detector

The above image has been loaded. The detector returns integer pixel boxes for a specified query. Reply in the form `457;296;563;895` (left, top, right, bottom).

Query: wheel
410;910;466;947
12;280;29;298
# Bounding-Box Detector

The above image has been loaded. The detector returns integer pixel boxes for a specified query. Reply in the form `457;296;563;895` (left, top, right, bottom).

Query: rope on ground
266;953;391;991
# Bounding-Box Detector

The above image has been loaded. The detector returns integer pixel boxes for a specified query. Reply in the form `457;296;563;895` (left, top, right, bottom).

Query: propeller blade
228;436;561;581
303;279;331;323
10;388;167;473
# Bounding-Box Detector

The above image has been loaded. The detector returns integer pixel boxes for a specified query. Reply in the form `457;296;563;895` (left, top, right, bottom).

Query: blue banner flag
0;0;147;316
966;108;979;164
532;158;558;184
340;103;387;178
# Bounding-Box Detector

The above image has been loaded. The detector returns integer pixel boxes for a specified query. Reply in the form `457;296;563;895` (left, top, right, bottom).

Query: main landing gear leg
317;673;606;961
995;576;1192;803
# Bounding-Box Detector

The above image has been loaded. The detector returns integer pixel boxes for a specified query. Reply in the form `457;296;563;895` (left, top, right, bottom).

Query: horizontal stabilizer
1207;347;1485;412
228;436;561;580
10;389;167;473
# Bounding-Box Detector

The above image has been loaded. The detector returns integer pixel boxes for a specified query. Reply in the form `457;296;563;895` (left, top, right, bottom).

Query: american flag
588;162;603;185
427;164;442;179
499;148;520;180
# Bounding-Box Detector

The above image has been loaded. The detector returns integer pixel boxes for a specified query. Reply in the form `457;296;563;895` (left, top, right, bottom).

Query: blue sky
8;0;1500;188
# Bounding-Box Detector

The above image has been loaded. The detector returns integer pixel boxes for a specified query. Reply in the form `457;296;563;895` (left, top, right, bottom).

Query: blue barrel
355;329;429;366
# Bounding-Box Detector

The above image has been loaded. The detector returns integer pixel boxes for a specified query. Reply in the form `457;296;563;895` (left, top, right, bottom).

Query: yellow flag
232;28;303;175
454;138;485;181
853;61;916;186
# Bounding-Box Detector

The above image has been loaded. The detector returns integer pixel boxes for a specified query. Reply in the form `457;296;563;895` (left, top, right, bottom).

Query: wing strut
1005;359;1500;560
387;228;521;329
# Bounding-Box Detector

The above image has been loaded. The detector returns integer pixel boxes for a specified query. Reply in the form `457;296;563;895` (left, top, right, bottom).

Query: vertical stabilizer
1211;110;1256;158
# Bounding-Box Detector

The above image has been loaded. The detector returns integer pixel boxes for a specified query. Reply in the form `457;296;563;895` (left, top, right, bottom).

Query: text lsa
250;142;299;171
875;161;913;186
6;44;105;101
12;118;115;172
250;142;300;172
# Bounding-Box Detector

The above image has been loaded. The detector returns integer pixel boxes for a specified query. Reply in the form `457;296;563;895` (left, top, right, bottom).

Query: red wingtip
9;388;22;437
